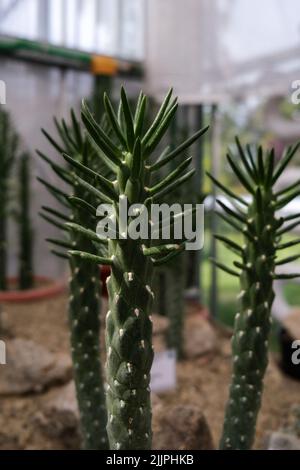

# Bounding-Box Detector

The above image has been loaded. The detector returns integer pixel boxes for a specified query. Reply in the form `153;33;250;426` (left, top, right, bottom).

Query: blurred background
1;0;300;328
1;0;300;450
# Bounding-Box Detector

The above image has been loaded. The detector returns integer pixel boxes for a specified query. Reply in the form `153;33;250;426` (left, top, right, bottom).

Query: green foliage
208;138;300;450
38;109;109;449
66;88;208;449
18;152;34;289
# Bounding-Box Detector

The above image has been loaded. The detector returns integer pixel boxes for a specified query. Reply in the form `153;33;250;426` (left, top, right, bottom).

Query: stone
152;404;214;450
0;338;72;395
152;314;169;336
184;316;217;359
266;431;300;450
32;382;80;449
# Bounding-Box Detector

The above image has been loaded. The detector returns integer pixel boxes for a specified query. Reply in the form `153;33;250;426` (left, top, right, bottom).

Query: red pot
0;276;66;302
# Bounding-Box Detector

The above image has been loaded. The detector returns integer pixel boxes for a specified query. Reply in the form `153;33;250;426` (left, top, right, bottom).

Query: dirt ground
0;292;300;449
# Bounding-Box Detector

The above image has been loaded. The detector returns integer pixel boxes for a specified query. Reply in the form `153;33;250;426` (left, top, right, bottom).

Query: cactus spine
38;110;109;449
209;139;300;450
18;153;34;289
0;109;18;290
67;88;208;449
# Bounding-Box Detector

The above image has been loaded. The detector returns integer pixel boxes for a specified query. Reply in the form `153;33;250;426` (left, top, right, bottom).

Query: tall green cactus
208;139;300;450
38;110;110;449
66;88;208;449
0;109;18;290
18;152;34;289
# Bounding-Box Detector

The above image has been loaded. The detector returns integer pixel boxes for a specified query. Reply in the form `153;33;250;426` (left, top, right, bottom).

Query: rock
266;431;300;450
184;316;217;359
0;338;72;395
32;382;80;449
152;404;214;450
152;314;169;336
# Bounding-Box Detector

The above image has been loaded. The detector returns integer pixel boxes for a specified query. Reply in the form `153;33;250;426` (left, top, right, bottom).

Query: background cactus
66;88;208;449
0;109;19;290
38;110;110;449
18;152;34;289
208;139;300;449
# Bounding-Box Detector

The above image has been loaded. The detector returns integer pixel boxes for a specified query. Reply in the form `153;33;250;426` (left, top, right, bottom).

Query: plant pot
100;265;110;298
0;276;66;302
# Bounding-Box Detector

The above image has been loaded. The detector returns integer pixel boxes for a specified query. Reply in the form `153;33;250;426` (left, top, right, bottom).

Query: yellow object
91;55;118;75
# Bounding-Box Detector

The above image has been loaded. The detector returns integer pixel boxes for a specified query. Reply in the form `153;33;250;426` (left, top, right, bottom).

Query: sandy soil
0;292;299;449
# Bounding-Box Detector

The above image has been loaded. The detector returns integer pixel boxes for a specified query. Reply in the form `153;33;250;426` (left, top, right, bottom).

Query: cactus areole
209;139;300;449
66;88;208;449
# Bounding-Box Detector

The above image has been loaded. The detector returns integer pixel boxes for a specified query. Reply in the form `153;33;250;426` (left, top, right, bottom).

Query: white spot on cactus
84;354;88;360
140;407;143;414
89;371;94;378
241;397;247;403
108;347;112;358
116;442;120;450
144;374;147;380
235;384;241;389
246;263;252;269
79;384;84;390
94;420;99;426
91;277;96;283
75;267;79;274
248;351;253;359
238;331;244;339
80;287;84;293
114;380;118;386
235;313;240;321
110;414;114;423
264;301;268;309
237;291;245;299
140;340;145;349
128;429;132;436
261;255;267;261
74;319;78;327
149;315;153;322
234;417;239;424
145;433;149;438
234;356;239;363
127;363;132;373
131;389;136;396
70;295;74;301
128;272;134;281
120;400;125;408
248;411;254;418
129;417;133;424
248;384;254;390
84;306;89;313
134;308;140;317
95;387;100;393
106;275;111;284
87;401;91;408
256;327;261;333
247;309;253;317
106;310;111;319
266;225;271;231
247;218;253;224
240;435;245;442
256;282;260;290
119;329;124;337
115;294;120;303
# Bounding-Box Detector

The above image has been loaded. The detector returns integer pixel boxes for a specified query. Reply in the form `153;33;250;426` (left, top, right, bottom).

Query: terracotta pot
0;276;66;302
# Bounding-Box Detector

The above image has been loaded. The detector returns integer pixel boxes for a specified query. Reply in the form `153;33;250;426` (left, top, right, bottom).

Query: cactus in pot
0;109;18;290
38;110;111;449
208;139;300;450
65;88;208;449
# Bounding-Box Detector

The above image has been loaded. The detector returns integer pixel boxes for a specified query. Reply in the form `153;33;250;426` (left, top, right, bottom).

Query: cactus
18;152;34;289
38;110;110;449
65;88;208;449
208;139;300;450
0;109;18;290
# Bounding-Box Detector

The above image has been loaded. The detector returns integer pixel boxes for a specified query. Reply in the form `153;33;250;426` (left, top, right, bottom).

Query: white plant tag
150;349;176;393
